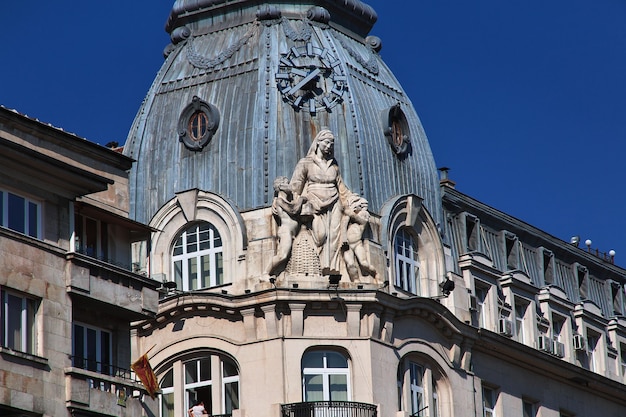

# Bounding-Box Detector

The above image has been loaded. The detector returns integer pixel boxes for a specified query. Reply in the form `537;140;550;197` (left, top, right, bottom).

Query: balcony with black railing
281;401;377;417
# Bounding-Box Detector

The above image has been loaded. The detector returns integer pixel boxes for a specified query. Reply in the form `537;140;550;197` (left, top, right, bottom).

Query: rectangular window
75;214;109;261
577;266;588;300
72;323;112;375
522;400;536;417
409;362;425;416
542;250;554;285
0;190;41;238
587;331;600;372
620;343;626;379
514;299;528;343
505;233;518;270
465;214;479;252
2;289;37;354
475;287;487;328
223;360;240;413
482;386;497;417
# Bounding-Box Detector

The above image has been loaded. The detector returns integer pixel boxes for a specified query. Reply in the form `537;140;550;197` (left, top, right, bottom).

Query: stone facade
0;107;159;416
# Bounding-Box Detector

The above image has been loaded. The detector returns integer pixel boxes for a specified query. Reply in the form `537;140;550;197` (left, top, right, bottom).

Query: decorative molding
281;17;313;41
307;6;331;24
186;24;258;69
338;37;379;75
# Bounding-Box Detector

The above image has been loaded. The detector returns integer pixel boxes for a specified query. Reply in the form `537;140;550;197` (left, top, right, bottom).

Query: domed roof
123;0;442;225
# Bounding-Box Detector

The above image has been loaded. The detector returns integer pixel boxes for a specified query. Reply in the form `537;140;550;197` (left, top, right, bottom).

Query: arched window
172;222;223;291
159;354;239;417
394;227;420;294
302;350;350;402
397;357;444;417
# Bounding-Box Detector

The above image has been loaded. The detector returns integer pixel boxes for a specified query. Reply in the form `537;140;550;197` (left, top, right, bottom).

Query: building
2;1;625;417
120;1;626;417
0;106;159;416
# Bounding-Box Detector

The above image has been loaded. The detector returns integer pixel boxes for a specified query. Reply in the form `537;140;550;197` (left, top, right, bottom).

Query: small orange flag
131;353;159;399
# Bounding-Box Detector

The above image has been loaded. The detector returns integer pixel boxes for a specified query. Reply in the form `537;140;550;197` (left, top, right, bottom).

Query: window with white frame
409;362;426;416
172;222;224;291
1;289;37;354
302;350;350;402
619;343;626;381
160;368;174;417
586;330;600;372
397;358;442;417
0;190;41;238
475;286;488;328
72;322;112;375
514;299;528;343
185;358;213;413
482;386;497;417
394;227;420;294
74;213;108;260
159;354;239;417
222;357;240;413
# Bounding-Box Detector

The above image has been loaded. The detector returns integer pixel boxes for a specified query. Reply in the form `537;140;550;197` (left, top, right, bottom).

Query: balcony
281;401;377;417
66;251;159;318
65;357;147;416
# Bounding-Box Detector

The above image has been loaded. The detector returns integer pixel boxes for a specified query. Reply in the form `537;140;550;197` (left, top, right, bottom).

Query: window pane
200;255;211;289
161;392;174;417
302;351;324;368
174;260;183;290
199;358;211;381
161;369;173;388
304;374;324;401
86;328;97;371
326;351;348;368
215;252;223;286
187;227;198;253
185;361;198;384
199;227;210;250
6;293;23;350
189;257;198;290
8;193;25;233
101;331;111;374
74;324;85;366
224;381;239;412
329;374;348;401
28;201;38;238
173;236;183;256
223;358;238;377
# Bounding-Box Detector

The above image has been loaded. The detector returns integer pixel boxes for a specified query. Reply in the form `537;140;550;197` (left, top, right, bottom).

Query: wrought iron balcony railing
281;401;377;417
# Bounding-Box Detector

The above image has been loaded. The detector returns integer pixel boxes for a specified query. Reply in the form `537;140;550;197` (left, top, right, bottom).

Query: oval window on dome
383;103;411;157
189;111;209;142
178;96;220;151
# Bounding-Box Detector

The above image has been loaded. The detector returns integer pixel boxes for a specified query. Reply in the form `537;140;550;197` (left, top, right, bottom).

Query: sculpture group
265;130;377;282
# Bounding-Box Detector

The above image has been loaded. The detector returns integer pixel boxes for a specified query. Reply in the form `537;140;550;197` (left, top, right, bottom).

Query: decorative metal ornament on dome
275;42;348;114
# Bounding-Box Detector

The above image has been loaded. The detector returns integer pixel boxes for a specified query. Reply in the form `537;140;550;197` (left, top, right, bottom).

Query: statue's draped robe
289;154;356;272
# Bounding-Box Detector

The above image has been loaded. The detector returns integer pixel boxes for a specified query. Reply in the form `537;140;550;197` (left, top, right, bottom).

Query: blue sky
2;1;625;264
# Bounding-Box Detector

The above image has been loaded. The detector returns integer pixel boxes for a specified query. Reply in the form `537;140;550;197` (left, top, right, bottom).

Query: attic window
178;96;220;151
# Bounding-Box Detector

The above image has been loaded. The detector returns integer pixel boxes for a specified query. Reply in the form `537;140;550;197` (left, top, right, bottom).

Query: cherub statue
265;176;307;277
342;195;378;281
